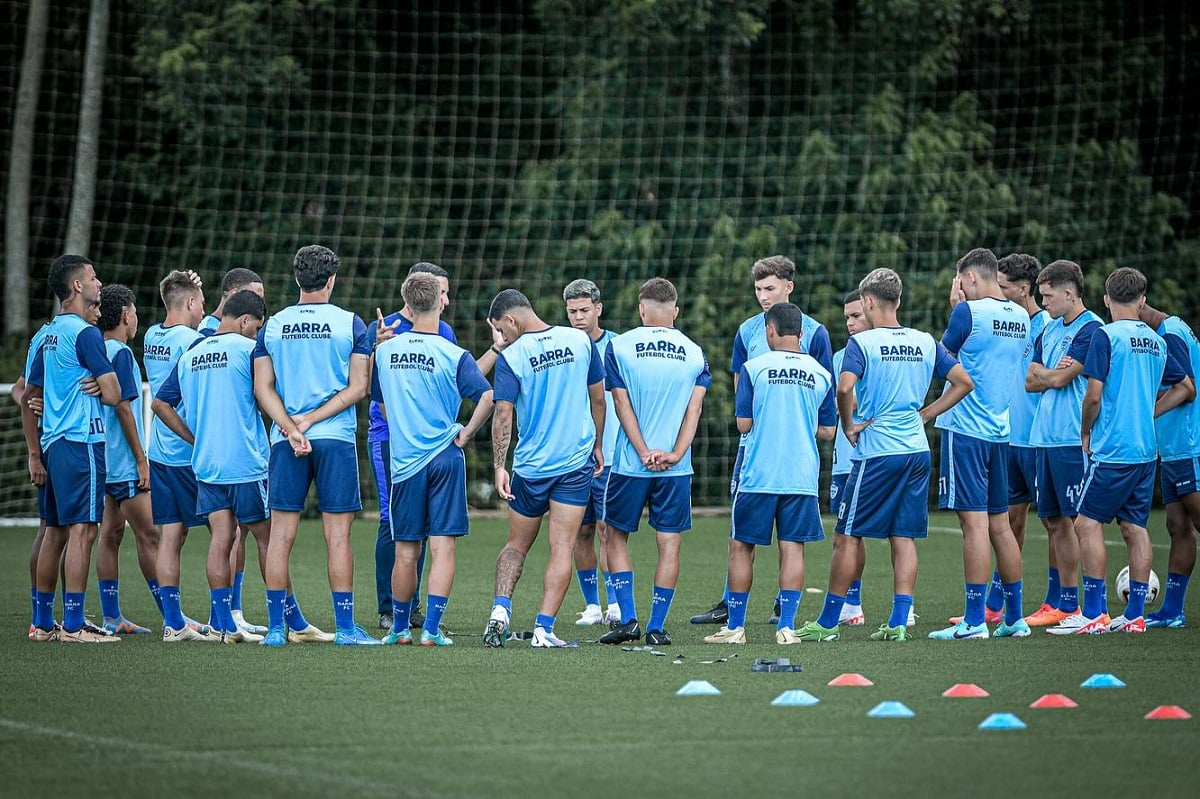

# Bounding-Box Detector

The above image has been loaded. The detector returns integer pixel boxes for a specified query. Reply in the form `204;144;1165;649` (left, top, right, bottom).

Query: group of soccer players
14;244;1200;647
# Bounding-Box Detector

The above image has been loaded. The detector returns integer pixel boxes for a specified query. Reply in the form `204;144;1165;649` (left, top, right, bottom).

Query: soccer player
598;278;711;647
1052;268;1193;635
254;244;378;646
692;255;832;626
16;317;55;637
994;254;1057;620
94;284;158;635
371;273;494;646
154;289;274;643
198;267;264;335
930;248;1030;640
797;268;973;642
562;278;622;627
483;288;606;649
27;255;123;643
1140;301;1200;627
1022;260;1103;627
706;303;835;645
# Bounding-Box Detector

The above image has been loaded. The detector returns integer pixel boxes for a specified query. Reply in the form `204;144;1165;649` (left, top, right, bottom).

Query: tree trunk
64;0;111;259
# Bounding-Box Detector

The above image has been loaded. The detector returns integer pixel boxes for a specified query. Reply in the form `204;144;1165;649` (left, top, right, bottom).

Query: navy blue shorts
150;460;206;528
44;440;105;527
509;460;594;519
835;452;932;539
733;492;824;546
1078;460;1156;528
370;437;391;523
1007;445;1038;505
197;479;270;524
269;438;362;513
388;444;468;541
1160;456;1200;505
105;480;146;503
603;472;693;534
828;472;849;516
938;431;1009;514
37;483;47;522
1036;446;1085;519
581;466;612;526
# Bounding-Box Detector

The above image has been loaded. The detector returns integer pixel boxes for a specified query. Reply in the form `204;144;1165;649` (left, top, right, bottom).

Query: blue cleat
260;626;287;647
382;629;413;645
1145;612;1186;629
929;620;989;640
420;629;454;647
104;616;151;635
994;618;1032;637
334;625;384;646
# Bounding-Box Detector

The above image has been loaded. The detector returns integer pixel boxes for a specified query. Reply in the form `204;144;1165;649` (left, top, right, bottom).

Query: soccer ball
1115;566;1160;605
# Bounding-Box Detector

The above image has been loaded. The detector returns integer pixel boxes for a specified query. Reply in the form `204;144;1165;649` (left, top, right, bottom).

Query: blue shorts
370;438;391;523
37;483;48;522
1008;445;1038;505
603;472;693;534
197;479;270;524
150;460;206;528
509;460;594;519
105;481;147;503
828;473;849;516
269;439;362;513
1077;460;1156;528
835;452;931;539
388;444;468;541
582;467;612;526
1036;446;1086;519
938;431;1009;514
1161;457;1200;505
733;492;824;546
43;440;105;527
729;445;745;502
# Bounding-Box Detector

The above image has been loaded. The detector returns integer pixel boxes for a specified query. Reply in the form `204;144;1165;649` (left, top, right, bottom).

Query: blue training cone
867;701;915;718
1081;673;1126;688
677;680;721;696
771;689;820;707
979;712;1027;730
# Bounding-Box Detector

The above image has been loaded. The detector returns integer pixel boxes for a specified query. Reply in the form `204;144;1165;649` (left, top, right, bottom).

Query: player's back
1086;320;1167;464
102;338;146;483
37;313;107;448
1029;310;1103;447
732;311;833;374
1155;315;1200;461
366;314;456;442
143;322;202;465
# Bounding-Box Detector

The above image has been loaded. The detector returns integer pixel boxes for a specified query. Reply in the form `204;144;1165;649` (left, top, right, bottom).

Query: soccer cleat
1108;615;1146;634
598;619;642;645
483;606;510;648
689;600;728;625
575;604;604;626
645;629;672;646
60;627;120;643
260;626;287;647
1024;604;1071;627
1046;613;1110;636
993;619;1032;638
949;608;1003;625
419;629;454;647
869;623;908;642
928;621;988;640
378;612;393;630
794;620;840;642
163;624;217;643
382;629;413;645
604;604;622;627
30;626;60;643
183;615;212;635
906;608;919;627
530;627;578;648
839;604;866;626
704;626;747;645
334;625;383;646
83;619;113;637
767;600;781;624
409;604;425;629
103;617;150;635
775;628;802;645
1145;611;1186;629
222;627;264;644
288;624;334;643
231;610;268;635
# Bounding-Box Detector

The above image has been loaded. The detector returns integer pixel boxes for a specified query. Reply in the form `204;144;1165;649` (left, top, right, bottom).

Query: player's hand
26;394;44;415
185;270;203;289
488;319;508;349
495;467;514;501
1054;356;1075;370
592;445;604;475
136;457;151;491
28;453;46;486
845;419;873;447
291;413;312;434
79;376;101;397
375;308;399;347
1081;434;1092;458
949;275;966;307
287;428;312;457
454;428;471;448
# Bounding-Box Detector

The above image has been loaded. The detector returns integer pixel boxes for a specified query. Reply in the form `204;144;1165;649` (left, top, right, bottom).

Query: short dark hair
488;289;532;320
956;247;998;280
220;268;263;294
294;245;340;292
997;253;1041;287
223;289;266;320
1105;267;1147;304
159;270;201;309
752;255;795;283
859;268;903;305
408;261;450;280
97;284;136;332
563;279;601;303
1037;260;1084;295
638;277;678;304
402;273;441;314
48;254;93;302
843;289;862;305
765;302;804;338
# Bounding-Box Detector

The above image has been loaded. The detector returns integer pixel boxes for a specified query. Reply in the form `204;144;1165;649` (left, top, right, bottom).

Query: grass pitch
2;511;1197;799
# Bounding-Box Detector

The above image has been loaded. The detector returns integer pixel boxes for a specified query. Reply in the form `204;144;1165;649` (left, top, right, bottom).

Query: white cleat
604;604;622;627
704;626;747;644
907;608;919;628
287;624;334;643
163;625;218;643
839;604;865;626
231;610;268;635
222;627;265;644
575;604;604;626
530;627;578;648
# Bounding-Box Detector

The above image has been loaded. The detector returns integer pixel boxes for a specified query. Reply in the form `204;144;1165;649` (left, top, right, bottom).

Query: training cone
676;680;721;696
1081;673;1126;688
1145;705;1191;720
978;712;1027;730
828;673;874;687
1030;694;1078;709
771;689;820;707
867;701;914;718
942;683;989;698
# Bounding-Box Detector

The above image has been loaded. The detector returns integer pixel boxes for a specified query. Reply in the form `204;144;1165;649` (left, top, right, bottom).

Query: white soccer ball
1115;566;1160;605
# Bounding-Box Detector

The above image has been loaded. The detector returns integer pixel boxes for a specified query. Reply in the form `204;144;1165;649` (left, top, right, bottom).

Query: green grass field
2;511;1197;799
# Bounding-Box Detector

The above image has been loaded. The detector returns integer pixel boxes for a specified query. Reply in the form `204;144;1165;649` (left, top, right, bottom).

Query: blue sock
722;575;730;605
99;579;121;620
493;595;512;614
161;586;186;629
62;592;85;632
964;582;987;626
231;571;245;612
1058;584;1079;613
888;594;914;629
816;592;845;629
222;589;236;631
266;589;287;630
777;589;802;630
1002;580;1023;625
332;591;355;631
30;586;37;627
1082;576;1105;618
1158;572;1189;617
392;595;412;633
845;580;862;607
726;590;749;629
147;578;164;616
1125;579;1149;619
647;585;675;632
612;571;636;623
424;594;447;636
1045;567;1061;608
603;572;617;605
985;570;1005;612
577;569;600;606
210;587;235;632
284;593;309;630
535;613;556;634
35;590;55;630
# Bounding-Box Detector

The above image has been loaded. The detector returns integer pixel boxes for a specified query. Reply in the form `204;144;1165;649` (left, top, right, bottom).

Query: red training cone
1030;694;1078;709
828;673;874;687
942;683;989;698
1145;705;1191;720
